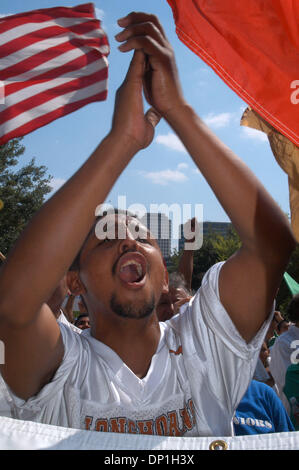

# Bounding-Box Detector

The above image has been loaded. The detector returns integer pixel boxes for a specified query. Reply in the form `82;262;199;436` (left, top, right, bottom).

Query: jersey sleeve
269;335;292;393
177;262;274;427
0;323;84;421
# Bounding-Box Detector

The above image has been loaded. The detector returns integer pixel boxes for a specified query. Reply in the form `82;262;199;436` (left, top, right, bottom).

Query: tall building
141;212;172;261
178;221;232;251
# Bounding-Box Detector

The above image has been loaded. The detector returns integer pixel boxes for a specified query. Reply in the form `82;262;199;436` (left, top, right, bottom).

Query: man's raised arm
116;12;296;342
0;50;160;399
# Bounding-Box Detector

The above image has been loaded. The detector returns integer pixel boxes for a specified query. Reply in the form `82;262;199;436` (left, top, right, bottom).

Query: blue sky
0;0;291;247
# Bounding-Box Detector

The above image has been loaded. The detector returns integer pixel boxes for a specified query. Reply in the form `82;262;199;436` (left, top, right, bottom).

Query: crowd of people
0;11;298;443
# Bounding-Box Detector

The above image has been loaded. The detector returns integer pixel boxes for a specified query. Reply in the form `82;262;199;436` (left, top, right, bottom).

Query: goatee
110;293;155;319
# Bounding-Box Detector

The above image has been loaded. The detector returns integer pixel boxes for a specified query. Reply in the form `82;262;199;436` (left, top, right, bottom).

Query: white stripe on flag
0;17;96;46
4;57;107;107
0;29;101;71
6;45;106;83
0;76;108;136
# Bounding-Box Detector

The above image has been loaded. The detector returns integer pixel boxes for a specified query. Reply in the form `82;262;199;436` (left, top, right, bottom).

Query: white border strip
0;417;298;450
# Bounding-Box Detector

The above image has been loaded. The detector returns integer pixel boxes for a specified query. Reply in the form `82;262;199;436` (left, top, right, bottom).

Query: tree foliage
170;227;298;316
170;229;241;291
0;138;52;255
276;243;299;318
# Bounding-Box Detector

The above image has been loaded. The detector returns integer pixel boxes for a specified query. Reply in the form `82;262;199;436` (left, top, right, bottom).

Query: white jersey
0;262;272;437
269;325;299;412
57;310;82;334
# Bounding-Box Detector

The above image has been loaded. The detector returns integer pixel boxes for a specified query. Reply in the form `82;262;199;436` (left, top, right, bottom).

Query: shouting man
0;13;295;437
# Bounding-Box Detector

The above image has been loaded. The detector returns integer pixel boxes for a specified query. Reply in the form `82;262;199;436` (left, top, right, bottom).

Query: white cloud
241;127;268;142
95;7;104;20
203;112;234;129
94;6;108;32
141;169;188;186
155;133;187;153
0;13;11;18
49;177;66;193
177;162;188;170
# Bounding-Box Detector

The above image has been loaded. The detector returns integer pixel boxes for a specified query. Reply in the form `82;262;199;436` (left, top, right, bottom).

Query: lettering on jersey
169;345;183;355
85;415;93;430
95;418;108;432
84;398;196;436
233;415;272;429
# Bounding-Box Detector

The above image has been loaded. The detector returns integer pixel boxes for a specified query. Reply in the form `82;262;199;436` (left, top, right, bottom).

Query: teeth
120;260;143;277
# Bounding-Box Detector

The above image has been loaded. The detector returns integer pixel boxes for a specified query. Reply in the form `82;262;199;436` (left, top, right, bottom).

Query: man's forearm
178;250;194;290
63;295;75;323
166;104;295;257
0;132;138;325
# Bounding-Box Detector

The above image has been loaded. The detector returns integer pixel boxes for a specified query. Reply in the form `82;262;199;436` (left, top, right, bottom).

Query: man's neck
90;314;161;379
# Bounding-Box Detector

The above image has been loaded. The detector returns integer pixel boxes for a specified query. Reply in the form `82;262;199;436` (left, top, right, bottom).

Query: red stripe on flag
0;40;77;81
0;67;108;123
0;19;100;58
0;35;108;82
0;4;95;33
0;90;107;145
5;49;101;96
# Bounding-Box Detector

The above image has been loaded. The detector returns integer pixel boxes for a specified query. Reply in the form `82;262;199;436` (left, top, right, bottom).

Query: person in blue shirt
233;380;294;435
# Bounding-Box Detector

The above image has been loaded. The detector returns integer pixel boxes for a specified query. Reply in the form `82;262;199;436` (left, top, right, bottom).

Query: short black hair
286;294;299;323
277;319;288;332
74;314;90;326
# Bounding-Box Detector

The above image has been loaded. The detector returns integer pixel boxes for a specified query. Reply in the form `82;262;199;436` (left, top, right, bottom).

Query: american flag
0;3;109;146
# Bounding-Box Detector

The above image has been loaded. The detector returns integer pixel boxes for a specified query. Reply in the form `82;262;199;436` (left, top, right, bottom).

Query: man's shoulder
58;322;91;357
247;380;271;395
245;381;281;408
57;311;82;334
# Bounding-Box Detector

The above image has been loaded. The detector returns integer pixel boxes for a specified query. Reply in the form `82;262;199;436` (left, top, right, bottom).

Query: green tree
0;138;53;255
170;224;298;317
276;243;299;317
169;228;241;291
211;227;241;262
169;236;219;291
191;236;219;290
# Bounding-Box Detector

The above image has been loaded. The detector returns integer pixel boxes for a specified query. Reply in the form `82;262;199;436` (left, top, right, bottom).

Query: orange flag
167;0;299;147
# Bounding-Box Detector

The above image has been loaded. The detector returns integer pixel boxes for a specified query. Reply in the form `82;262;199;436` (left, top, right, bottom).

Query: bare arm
116;12;296;342
177;218;197;290
0;50;160;399
177;249;194;291
165;107;294;341
62;295;75;324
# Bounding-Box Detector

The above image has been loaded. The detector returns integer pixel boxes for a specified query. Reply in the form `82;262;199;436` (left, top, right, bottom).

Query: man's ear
66;271;86;296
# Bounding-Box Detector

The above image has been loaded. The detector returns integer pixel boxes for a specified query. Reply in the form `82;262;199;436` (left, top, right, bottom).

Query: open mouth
116;252;147;288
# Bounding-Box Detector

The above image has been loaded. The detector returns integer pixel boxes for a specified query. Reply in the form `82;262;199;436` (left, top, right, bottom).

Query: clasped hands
110;12;186;151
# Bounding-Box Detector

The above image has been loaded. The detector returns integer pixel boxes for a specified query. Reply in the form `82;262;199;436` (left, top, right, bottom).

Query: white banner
0;416;298;450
